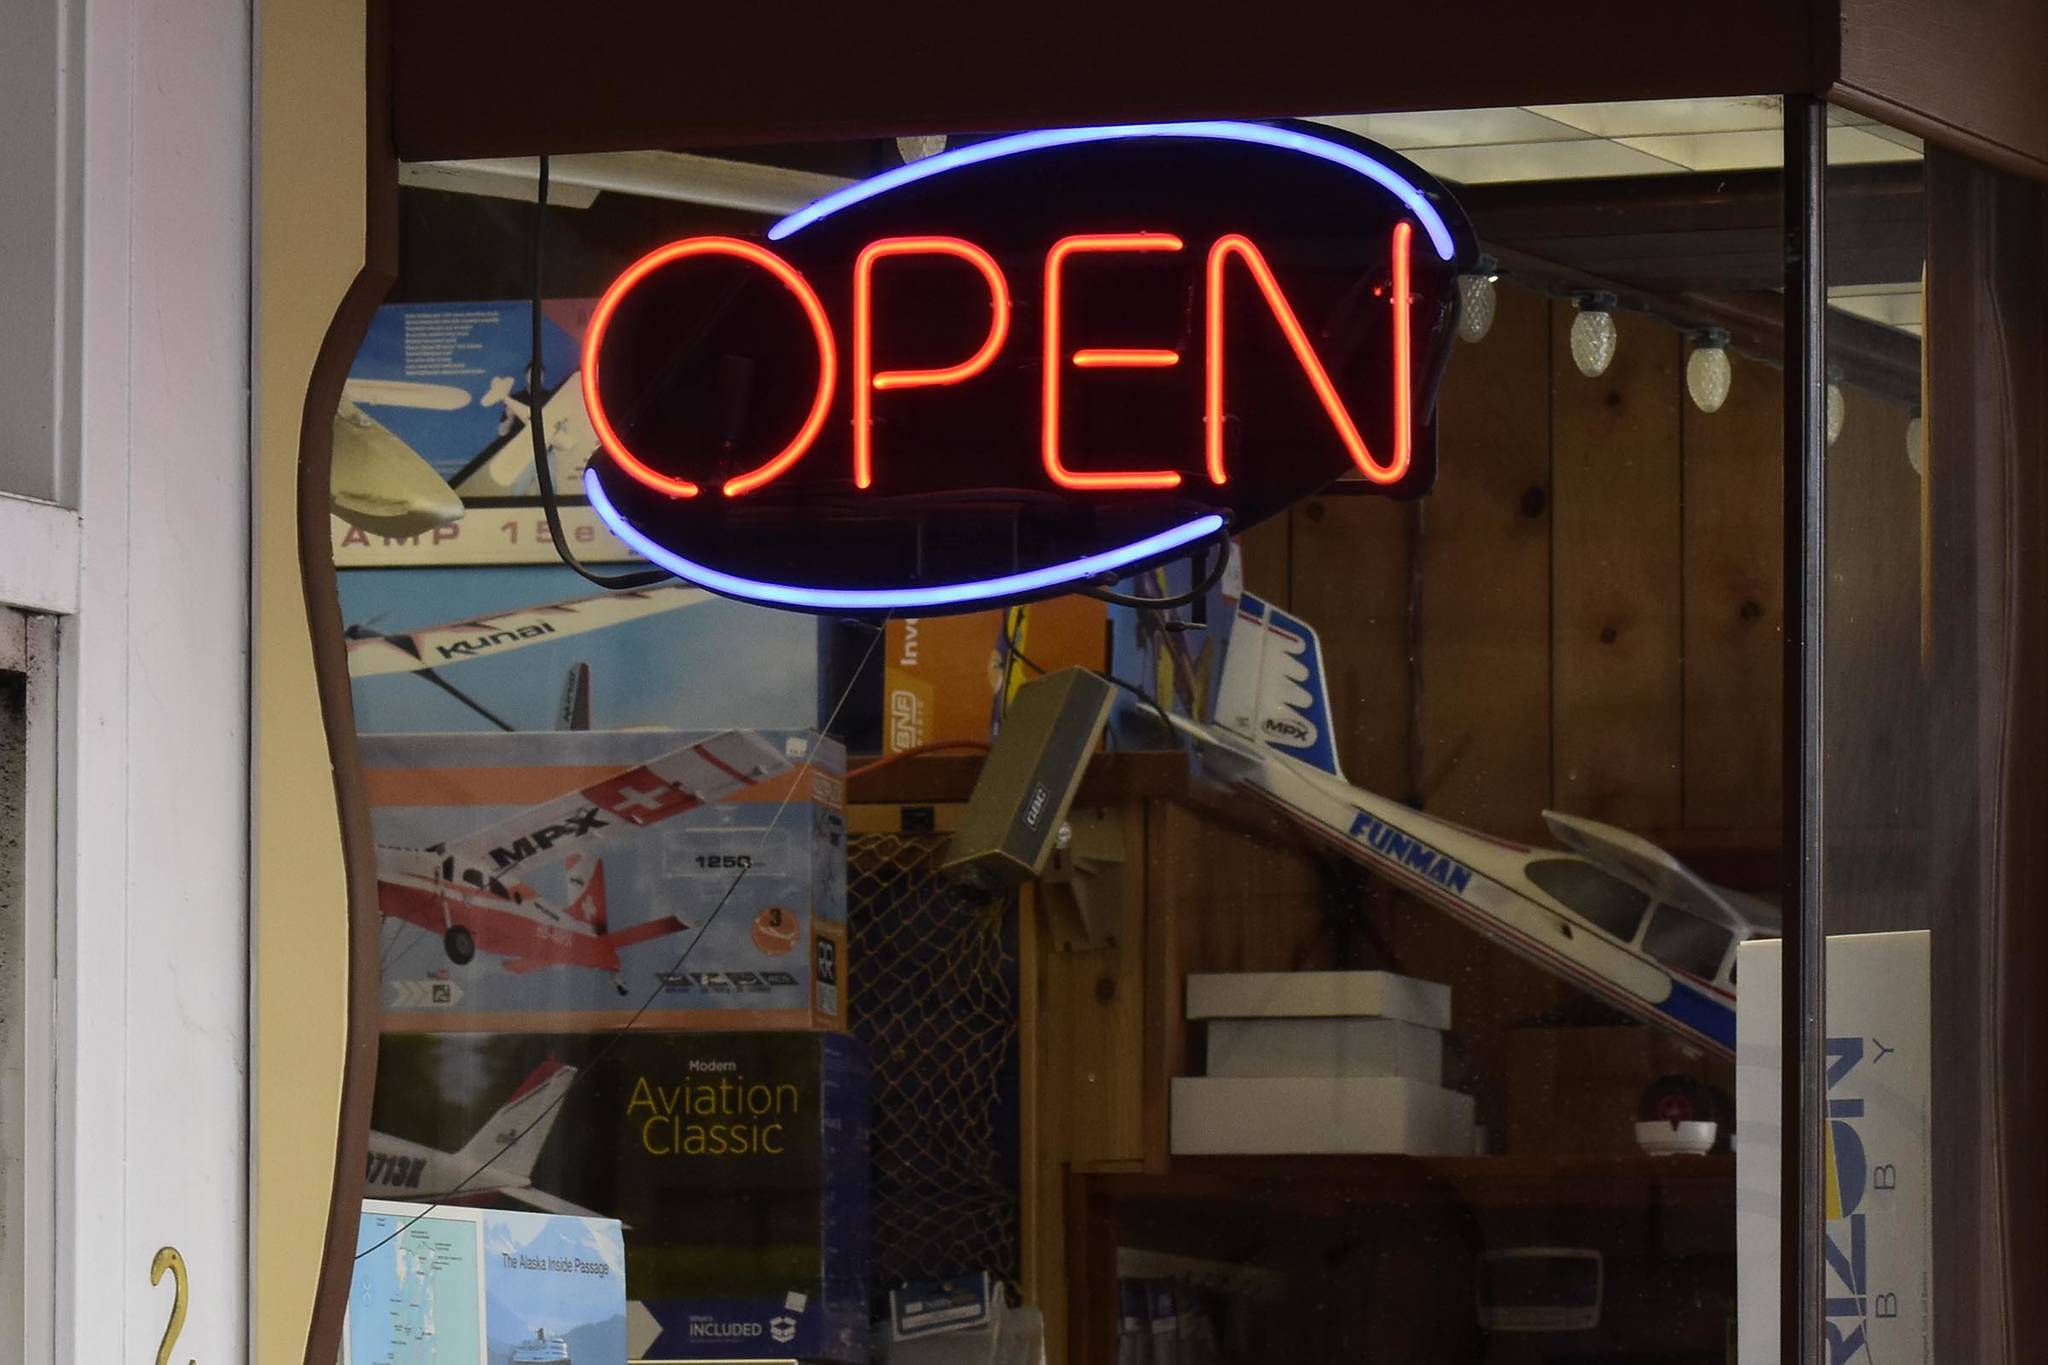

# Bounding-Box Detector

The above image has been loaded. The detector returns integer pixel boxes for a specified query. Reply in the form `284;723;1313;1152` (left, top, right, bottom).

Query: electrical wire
1002;623;1184;751
529;154;673;590
354;615;890;1262
844;740;992;780
1081;528;1233;609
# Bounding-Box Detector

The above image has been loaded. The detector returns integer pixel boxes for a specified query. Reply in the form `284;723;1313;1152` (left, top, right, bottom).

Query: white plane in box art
1160;591;1777;1058
366;1059;598;1217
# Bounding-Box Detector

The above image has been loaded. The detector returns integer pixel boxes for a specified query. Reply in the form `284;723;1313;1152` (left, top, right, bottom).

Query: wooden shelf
1084;1153;1734;1214
847;747;1190;806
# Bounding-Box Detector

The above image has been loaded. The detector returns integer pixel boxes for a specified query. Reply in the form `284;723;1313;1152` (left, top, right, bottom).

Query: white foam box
1170;1075;1475;1155
1183;970;1451;1030
1205;1017;1443;1082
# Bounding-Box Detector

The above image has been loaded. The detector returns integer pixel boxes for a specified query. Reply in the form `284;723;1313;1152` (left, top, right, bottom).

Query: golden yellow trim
253;0;366;1359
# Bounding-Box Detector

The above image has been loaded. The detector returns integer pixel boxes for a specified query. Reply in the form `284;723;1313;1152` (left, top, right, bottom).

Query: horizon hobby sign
581;120;1478;613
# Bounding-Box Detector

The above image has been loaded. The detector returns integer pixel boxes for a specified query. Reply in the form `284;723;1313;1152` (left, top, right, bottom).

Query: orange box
883;597;1107;753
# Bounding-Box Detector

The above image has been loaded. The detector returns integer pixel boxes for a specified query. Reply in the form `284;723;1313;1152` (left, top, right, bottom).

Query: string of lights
1451;260;1924;464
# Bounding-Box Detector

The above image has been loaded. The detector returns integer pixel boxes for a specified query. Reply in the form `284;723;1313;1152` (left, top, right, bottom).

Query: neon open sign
582;121;1477;613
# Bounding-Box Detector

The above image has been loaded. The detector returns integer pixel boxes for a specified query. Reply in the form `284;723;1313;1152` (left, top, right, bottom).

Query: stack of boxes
365;727;870;1362
1171;971;1477;1155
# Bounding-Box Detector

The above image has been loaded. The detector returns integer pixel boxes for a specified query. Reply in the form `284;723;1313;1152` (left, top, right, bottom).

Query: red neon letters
584;225;1415;498
583;237;840;499
1042;233;1187;491
1205;221;1414;486
853;236;1012;490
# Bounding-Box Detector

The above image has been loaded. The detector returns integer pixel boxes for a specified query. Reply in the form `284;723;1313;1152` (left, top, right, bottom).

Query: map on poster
348;1208;485;1365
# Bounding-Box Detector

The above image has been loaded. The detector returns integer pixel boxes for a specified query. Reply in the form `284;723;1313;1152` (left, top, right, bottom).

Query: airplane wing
1540;810;1781;936
440;730;796;877
331;400;467;536
346;582;710;677
341;377;474;411
449;374;600;498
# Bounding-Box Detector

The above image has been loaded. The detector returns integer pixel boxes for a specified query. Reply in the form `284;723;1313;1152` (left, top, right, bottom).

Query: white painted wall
0;0;253;1360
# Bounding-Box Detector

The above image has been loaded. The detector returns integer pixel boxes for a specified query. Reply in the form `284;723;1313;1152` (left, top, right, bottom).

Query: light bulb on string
1457;255;1499;344
1685;328;1733;413
1905;411;1924;475
1569;292;1618;378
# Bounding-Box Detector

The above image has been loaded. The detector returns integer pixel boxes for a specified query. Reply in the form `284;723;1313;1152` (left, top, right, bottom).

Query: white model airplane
1163;592;1777;1058
447;372;600;498
331;378;470;535
346;582;708;678
365;1059;599;1217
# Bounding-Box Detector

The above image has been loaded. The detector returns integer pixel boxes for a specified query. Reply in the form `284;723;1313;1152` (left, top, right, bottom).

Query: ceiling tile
1526;96;1783;138
1404;139;1688;184
1311;107;1590;150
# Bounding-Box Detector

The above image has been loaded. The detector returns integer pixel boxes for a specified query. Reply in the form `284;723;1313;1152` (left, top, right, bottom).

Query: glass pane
334;98;1806;1365
1524;857;1651;940
1640;906;1734;979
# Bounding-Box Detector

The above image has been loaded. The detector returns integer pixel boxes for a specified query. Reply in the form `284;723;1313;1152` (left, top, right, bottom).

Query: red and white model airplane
376;729;793;993
366;1059;597;1217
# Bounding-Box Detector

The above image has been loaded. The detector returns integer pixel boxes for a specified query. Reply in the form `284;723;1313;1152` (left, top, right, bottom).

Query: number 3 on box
150;1246;192;1365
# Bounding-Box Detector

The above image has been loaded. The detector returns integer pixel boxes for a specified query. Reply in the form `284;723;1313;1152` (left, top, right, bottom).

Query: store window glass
321;97;1918;1365
1802;105;2041;1365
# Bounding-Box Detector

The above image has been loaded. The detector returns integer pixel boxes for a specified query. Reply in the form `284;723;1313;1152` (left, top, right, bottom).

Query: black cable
1082;528;1233;609
1003;624;1184;752
529;154;672;591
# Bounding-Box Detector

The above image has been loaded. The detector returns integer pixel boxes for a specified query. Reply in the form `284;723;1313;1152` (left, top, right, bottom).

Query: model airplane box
1735;931;1931;1365
364;727;848;1032
343;1200;627;1365
882;597;1107;755
370;1030;871;1364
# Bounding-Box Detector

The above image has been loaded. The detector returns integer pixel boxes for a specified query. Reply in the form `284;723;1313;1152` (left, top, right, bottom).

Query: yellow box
883;598;1107;754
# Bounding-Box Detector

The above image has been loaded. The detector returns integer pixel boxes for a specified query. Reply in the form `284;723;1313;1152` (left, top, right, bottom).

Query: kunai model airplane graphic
378;729;793;993
1164;592;1777;1057
346;582;708;731
366;1060;598;1217
347;582;708;679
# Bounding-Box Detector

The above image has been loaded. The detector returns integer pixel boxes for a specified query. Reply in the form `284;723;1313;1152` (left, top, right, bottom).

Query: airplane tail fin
559;662;593;731
452;1061;577;1182
1211;592;1345;780
562;858;607;933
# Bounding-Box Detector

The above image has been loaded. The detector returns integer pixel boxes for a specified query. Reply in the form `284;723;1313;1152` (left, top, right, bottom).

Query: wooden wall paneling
1550;300;1686;830
1417;282;1553;836
1020;879;1074;1365
1050;801;1149;1171
1142;800;1333;1165
1681;343;1787;831
1288;495;1418;797
1821;388;1924;931
1235;514;1291;610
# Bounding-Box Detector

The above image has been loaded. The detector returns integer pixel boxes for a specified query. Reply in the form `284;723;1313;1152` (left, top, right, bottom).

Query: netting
847;831;1021;1295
